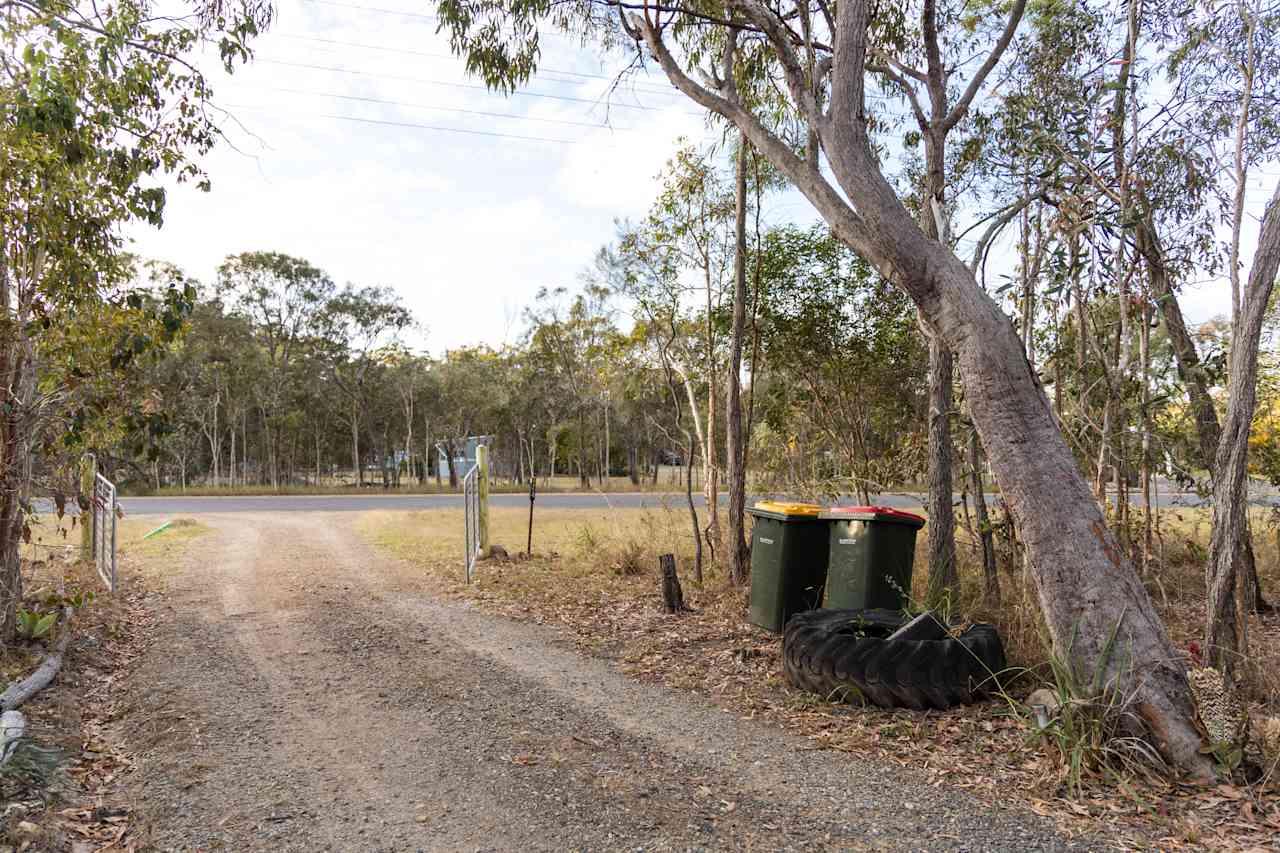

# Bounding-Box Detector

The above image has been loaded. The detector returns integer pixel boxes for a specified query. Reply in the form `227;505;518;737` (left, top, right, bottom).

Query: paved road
111;488;1277;516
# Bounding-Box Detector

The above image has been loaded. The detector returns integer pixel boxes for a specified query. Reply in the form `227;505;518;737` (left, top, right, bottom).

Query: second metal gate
91;472;118;592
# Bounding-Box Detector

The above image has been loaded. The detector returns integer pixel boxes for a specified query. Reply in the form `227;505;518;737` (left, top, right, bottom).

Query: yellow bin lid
753;500;821;517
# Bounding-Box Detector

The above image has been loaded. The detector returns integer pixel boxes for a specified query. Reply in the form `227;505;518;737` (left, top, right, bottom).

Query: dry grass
358;502;1280;850
116;516;210;561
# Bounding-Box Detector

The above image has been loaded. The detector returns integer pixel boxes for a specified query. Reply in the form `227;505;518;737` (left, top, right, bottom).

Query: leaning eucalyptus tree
438;0;1213;775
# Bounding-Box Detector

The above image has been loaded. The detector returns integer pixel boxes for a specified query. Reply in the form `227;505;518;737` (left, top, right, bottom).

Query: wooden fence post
660;553;685;614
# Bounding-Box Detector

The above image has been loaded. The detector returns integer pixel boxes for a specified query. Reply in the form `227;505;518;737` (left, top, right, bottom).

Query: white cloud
126;2;720;353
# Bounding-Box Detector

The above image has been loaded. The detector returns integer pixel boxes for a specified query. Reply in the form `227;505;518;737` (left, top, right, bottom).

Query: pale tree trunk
446;440;459;489
548;430;557;481
1019;178;1036;365
229;416;237;489
1205;188;1280;673
422;415;432;486
915;58;958;608
924;336;957;604
638;0;1212;775
678;368;706;460
577;408;589;488
513;431;522;485
1137;221;1270;609
200;391;221;487
725;134;751;584
686;427;703;583
351;399;362;486
703;290;721;556
1139;301;1153;576
270;401;281;490
968;428;999;605
402;383;414;488
659;338;703;584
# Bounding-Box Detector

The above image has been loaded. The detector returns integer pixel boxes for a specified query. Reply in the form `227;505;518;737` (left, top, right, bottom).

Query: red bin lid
823;505;926;526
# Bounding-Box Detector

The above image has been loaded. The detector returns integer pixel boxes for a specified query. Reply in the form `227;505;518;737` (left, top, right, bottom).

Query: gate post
477;444;490;557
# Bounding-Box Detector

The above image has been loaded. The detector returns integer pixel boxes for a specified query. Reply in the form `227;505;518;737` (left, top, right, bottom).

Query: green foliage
749;224;926;498
14;610;57;641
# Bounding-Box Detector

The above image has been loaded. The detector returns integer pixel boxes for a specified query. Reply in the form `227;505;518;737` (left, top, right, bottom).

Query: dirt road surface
114;513;1082;851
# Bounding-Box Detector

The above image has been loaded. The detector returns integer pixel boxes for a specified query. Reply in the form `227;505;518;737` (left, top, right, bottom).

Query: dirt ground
103;511;1085;852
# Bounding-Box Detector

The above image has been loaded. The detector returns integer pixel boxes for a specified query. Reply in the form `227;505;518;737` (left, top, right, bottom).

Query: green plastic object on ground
820;506;926;611
142;520;173;540
745;501;830;633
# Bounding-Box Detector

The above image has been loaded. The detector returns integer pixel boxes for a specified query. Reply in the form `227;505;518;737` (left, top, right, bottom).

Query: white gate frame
462;444;489;584
91;472;118;592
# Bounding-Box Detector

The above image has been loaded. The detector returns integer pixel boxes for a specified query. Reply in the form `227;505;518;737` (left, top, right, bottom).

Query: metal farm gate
92;472;118;591
463;462;481;584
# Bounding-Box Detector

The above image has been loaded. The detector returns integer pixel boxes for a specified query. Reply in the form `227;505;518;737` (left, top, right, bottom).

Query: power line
293;0;900;104
275;33;683;98
299;0;442;23
252;84;634;130
225;104;583;144
256;58;704;115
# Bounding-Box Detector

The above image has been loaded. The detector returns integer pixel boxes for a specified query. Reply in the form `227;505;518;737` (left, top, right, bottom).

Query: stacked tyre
782;608;1006;711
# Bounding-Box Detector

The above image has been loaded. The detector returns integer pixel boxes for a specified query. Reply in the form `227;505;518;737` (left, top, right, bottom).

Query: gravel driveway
114;512;1087;851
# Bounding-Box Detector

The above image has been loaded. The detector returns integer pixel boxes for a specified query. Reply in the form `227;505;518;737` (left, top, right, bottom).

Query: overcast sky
125;0;1256;355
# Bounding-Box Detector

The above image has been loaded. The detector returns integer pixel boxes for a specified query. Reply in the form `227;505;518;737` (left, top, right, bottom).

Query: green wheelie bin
819;505;926;611
746;501;829;633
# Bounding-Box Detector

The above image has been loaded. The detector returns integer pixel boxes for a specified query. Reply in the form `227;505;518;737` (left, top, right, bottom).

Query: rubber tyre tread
783;608;1007;710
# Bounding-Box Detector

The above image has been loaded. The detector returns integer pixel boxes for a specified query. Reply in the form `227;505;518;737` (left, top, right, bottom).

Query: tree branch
634;12;874;256
941;0;1028;132
968;189;1045;276
867;62;929;129
729;0;820;124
